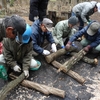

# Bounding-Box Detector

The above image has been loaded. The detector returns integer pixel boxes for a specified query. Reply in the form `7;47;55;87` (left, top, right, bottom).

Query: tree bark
52;60;85;84
45;46;77;63
58;49;87;72
0;73;25;100
9;73;65;98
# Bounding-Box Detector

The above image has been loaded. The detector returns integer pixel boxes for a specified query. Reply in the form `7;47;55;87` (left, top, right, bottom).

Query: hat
97;3;100;12
68;16;79;25
16;24;32;43
7;15;26;35
87;22;100;36
42;18;53;31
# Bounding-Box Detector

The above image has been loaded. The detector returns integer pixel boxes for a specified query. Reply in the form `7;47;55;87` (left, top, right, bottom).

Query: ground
0;1;100;100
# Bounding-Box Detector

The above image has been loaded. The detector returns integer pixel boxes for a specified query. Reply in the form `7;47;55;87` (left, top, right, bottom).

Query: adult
51;16;79;48
72;1;98;30
29;0;49;22
31;18;57;56
66;21;100;53
1;15;40;78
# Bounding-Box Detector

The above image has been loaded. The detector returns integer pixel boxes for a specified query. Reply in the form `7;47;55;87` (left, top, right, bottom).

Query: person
66;21;100;53
31;18;57;56
1;15;40;78
29;0;49;22
71;1;98;30
51;16;79;48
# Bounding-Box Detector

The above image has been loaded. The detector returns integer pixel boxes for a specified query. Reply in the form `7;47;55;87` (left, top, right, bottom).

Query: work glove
34;16;39;21
13;65;21;72
51;43;57;52
0;54;5;63
83;45;91;52
65;41;71;50
61;46;65;48
24;70;29;78
43;50;50;56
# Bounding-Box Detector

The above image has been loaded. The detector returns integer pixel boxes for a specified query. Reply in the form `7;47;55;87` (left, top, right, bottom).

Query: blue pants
71;12;84;30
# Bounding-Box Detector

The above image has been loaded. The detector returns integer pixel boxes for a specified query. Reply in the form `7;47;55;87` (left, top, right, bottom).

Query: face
6;27;17;39
40;24;48;32
94;7;98;12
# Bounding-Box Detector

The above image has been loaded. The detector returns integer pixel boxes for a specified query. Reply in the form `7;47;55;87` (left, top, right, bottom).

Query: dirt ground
0;1;100;100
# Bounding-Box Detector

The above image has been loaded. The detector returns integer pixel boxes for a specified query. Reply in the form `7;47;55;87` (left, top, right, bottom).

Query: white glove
51;43;57;52
34;16;39;21
24;70;29;78
13;65;21;72
30;59;37;68
43;50;50;55
0;54;5;63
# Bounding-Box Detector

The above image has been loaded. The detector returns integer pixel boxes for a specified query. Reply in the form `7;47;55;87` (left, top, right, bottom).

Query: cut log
45;46;77;63
52;60;85;84
9;73;65;98
0;72;25;100
70;52;98;65
58;49;87;72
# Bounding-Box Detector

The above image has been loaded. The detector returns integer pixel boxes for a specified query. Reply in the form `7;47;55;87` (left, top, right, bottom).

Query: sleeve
69;26;87;43
31;33;44;54
22;41;33;70
3;39;17;68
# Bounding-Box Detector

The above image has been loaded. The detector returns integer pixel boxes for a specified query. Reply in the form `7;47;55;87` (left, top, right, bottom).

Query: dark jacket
29;0;49;21
69;22;100;48
31;19;54;54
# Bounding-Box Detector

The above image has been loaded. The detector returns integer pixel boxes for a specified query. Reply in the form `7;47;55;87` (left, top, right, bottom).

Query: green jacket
52;20;76;46
3;38;33;70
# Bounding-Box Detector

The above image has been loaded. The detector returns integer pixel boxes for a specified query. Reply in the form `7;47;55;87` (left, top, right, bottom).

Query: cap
97;3;100;12
87;22;100;36
42;18;53;31
7;15;26;35
68;16;79;25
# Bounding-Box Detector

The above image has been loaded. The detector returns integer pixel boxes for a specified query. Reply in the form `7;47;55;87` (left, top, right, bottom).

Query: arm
22;41;33;70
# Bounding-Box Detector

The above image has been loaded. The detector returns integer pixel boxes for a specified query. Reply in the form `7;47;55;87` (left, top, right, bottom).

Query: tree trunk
45;47;77;63
0;73;25;100
9;73;65;98
58;49;87;72
52;60;85;84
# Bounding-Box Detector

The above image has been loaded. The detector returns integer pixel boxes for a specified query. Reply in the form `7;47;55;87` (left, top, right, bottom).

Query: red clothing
0;42;3;54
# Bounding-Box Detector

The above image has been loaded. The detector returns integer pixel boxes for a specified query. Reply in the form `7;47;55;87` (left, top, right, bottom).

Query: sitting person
1;15;40;78
66;21;100;53
31;18;57;56
51;16;79;48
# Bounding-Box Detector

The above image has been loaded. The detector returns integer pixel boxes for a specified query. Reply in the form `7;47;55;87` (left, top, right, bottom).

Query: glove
65;41;71;50
24;70;29;78
0;54;5;63
13;65;21;72
43;50;50;55
61;46;65;48
34;16;39;21
51;43;57;52
83;45;91;52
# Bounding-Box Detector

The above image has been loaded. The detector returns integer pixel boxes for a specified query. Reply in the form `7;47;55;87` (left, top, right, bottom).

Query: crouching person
1;15;40;78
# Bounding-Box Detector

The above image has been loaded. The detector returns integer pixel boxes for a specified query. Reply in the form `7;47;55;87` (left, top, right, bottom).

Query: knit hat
68;16;79;25
87;22;100;36
42;18;53;31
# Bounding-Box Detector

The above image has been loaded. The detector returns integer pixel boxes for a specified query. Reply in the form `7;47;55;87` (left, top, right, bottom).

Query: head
91;1;98;12
40;18;53;32
68;16;79;28
3;15;26;39
87;22;100;36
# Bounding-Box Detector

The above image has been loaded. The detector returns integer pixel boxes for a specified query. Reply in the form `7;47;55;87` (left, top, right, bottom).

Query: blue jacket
69;22;100;48
31;19;55;54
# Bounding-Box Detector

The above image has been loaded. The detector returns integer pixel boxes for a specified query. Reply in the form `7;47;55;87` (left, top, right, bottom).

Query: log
70;52;98;65
58;49;87;72
52;60;85;84
9;73;65;98
0;72;25;100
45;46;77;63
